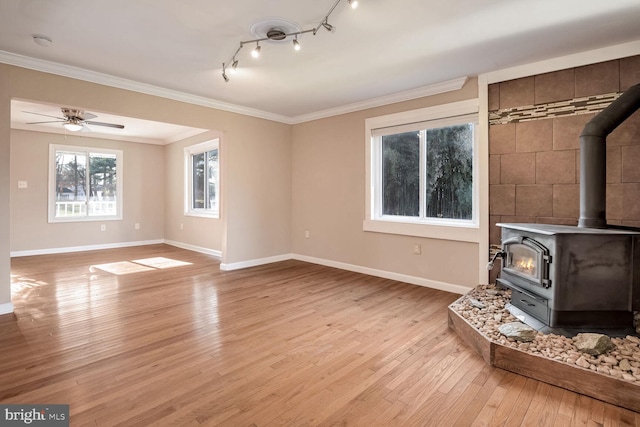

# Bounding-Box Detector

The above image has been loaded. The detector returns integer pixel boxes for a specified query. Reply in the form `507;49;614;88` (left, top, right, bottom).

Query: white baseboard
220;253;294;271
0;302;14;315
292;254;472;295
164;240;221;258
10;240;165;258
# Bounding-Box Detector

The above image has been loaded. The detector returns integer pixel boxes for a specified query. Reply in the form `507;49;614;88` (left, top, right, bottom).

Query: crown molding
0;50;469;126
289;77;469;124
0;50;293;124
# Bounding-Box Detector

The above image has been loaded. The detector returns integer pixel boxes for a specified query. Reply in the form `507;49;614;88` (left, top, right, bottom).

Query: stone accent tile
534;69;575;104
536;150;576;184
488;83;500;111
516;185;553;217
489;155;501;185
575;60;620;97
620;55;640;91
622;145;640;183
607;183;624;222
516;119;553;153
553;184;579;219
607;146;621;184
500;77;534;109
500;153;535;184
609;111;640;146
609;219;623;226
489;215;501;245
490;185;516;215
553;113;594;151
489;123;516;154
622;183;640;220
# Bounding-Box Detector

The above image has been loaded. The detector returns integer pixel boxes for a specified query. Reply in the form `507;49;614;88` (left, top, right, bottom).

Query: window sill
363;218;479;243
185;211;220;219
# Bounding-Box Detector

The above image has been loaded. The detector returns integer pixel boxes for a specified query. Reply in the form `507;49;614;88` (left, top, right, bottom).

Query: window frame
364;99;480;242
184;139;220;219
48;144;124;223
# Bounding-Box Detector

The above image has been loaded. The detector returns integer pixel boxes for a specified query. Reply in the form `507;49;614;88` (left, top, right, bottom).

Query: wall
291;78;480;291
489;55;640;247
10;130;165;252
164;130;223;253
1;64;293;311
0;65;10;311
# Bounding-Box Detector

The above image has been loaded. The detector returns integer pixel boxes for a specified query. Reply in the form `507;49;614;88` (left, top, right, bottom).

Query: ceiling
1;0;640;126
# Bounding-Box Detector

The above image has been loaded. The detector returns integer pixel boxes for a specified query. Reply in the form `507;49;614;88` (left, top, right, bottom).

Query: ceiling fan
24;108;125;132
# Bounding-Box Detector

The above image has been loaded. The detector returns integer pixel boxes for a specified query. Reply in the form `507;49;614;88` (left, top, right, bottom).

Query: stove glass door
506;243;539;281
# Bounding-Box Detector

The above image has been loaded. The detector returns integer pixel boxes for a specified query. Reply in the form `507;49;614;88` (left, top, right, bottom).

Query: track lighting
221;0;359;82
222;63;229;82
251;43;261;58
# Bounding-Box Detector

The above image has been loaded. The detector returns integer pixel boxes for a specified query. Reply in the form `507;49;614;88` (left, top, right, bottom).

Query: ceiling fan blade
81;112;97;120
26;120;65;125
23;111;66;120
81;123;92;132
85;121;125;129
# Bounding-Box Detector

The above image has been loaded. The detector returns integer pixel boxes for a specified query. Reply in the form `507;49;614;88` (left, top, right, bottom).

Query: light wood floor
2;244;639;426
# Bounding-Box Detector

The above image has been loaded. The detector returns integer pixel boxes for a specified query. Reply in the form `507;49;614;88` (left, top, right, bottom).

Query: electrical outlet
17;181;28;189
305;230;310;238
135;223;140;230
413;244;421;255
100;224;106;232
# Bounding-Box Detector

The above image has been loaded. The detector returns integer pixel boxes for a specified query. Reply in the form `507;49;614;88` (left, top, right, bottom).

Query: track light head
231;59;239;74
348;0;358;9
222;63;230;82
322;21;334;31
252;43;261;58
293;37;301;51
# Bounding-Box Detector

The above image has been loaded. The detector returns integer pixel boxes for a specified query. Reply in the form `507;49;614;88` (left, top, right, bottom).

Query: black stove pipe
578;83;640;228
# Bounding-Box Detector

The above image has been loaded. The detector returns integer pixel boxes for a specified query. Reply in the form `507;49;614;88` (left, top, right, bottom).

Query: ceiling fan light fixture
63;122;83;132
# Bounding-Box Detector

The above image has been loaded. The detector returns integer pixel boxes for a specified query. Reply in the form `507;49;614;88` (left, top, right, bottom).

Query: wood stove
495;223;640;329
492;83;640;330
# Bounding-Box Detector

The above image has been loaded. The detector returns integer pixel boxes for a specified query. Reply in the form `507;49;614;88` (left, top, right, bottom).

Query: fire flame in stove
515;257;535;274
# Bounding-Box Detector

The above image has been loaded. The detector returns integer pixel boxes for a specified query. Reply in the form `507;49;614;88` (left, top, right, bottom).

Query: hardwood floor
2;244;639;426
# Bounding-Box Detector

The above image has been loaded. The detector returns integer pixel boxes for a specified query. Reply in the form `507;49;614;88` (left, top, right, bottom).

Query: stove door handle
486;250;506;270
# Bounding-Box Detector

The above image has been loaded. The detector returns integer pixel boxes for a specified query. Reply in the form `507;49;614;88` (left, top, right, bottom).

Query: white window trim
184;139;220;219
48;144;123;223
364;99;480;243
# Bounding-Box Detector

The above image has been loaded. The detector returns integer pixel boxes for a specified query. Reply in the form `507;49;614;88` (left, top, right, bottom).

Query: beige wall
1;65;293;310
10;130;165;252
0;65;10;308
291;78;480;290
164;130;223;252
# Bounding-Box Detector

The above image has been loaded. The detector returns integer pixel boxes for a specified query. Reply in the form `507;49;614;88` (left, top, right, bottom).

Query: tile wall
489;55;640;251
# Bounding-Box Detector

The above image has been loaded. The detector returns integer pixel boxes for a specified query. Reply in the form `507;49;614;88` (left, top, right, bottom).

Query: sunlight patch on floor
91;257;193;275
132;257;193;269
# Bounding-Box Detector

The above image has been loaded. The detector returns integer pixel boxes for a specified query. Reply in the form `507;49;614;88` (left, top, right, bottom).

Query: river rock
469;298;485;309
573;333;613;356
498;322;537;342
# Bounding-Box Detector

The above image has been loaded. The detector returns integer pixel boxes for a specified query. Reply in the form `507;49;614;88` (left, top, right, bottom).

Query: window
365;99;479;241
49;145;123;222
185;139;219;218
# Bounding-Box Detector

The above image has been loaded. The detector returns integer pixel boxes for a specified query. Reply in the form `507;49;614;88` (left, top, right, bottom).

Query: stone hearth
448;284;640;412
